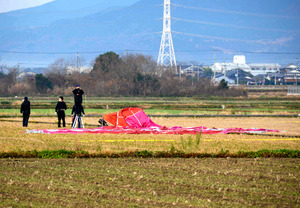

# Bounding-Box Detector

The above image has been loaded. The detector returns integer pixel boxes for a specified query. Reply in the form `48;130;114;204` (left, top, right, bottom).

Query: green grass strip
0;149;299;159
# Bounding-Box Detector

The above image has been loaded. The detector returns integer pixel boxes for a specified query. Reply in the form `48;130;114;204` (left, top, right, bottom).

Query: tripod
72;114;85;128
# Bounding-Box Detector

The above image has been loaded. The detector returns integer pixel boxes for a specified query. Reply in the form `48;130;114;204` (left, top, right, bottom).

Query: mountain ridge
0;0;299;67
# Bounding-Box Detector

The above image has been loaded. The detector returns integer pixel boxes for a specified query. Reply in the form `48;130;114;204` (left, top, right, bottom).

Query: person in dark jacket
20;97;30;127
71;104;85;128
72;85;84;105
55;96;67;127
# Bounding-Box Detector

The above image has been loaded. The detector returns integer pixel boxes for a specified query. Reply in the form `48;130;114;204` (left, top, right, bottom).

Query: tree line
0;52;246;97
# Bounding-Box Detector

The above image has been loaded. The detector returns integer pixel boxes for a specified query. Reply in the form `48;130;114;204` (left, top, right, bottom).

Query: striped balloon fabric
26;126;278;135
26;108;279;134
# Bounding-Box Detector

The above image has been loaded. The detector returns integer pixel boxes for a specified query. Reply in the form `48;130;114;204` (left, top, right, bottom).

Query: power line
0;22;115;30
2;7;109;15
3;4;156;15
0;49;156;55
177;49;300;55
172;4;300;19
18;62;49;66
0;32;161;45
172;17;300;33
0;19;160;30
173;31;264;44
173;31;296;46
1;49;299;55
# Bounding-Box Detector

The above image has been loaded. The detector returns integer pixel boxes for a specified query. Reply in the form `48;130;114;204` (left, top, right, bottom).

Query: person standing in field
72;84;84;105
55;96;67;128
71;104;85;128
20;96;30;127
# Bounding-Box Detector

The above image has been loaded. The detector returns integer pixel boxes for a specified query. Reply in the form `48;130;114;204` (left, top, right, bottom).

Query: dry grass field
0;117;299;154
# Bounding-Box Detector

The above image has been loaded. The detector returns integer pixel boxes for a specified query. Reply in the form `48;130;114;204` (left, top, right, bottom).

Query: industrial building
210;55;281;76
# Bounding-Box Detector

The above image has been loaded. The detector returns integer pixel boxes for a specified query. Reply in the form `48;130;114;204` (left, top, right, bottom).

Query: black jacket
73;88;84;104
71;105;85;116
55;101;67;113
21;100;30;115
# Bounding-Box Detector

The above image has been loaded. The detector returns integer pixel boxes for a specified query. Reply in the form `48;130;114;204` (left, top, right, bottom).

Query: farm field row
0;158;299;207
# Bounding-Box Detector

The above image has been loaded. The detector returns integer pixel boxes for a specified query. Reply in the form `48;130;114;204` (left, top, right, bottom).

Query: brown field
0;117;299;154
0;158;299;207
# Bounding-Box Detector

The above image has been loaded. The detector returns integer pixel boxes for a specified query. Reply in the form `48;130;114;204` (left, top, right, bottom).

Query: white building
233;55;246;65
214;74;235;84
211;55;281;76
67;66;93;74
212;62;251;73
284;64;298;70
180;65;203;74
247;63;281;76
211;55;251;73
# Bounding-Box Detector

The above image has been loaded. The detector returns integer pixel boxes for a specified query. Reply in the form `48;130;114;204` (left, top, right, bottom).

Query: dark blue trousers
23;114;30;127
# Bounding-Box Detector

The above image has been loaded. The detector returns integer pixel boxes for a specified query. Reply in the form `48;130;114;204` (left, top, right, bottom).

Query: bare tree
0;66;19;95
46;58;68;75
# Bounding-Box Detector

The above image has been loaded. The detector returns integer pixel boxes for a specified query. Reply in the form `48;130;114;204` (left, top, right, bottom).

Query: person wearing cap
55;96;67;128
72;84;84;105
20;97;30;127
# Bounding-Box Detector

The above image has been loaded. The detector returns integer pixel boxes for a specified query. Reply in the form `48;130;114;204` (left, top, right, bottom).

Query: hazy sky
0;0;54;13
0;0;141;13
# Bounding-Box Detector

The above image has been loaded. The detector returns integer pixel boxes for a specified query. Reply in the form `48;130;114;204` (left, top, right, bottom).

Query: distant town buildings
178;55;299;86
210;55;281;76
208;55;299;85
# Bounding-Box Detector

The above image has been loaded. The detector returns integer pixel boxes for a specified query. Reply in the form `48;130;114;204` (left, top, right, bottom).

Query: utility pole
157;0;176;70
296;58;299;86
192;71;194;86
236;63;239;86
179;64;181;78
213;49;216;81
224;61;227;81
76;52;79;72
125;49;129;64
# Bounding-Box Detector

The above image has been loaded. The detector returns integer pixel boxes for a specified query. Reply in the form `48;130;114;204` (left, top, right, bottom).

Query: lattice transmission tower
157;0;177;69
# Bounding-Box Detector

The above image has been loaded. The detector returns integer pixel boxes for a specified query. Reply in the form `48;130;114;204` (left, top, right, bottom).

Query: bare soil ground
0;158;299;207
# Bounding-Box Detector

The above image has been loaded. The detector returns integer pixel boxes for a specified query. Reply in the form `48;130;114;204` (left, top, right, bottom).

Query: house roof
248;63;281;68
284;64;297;69
211;62;251;71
